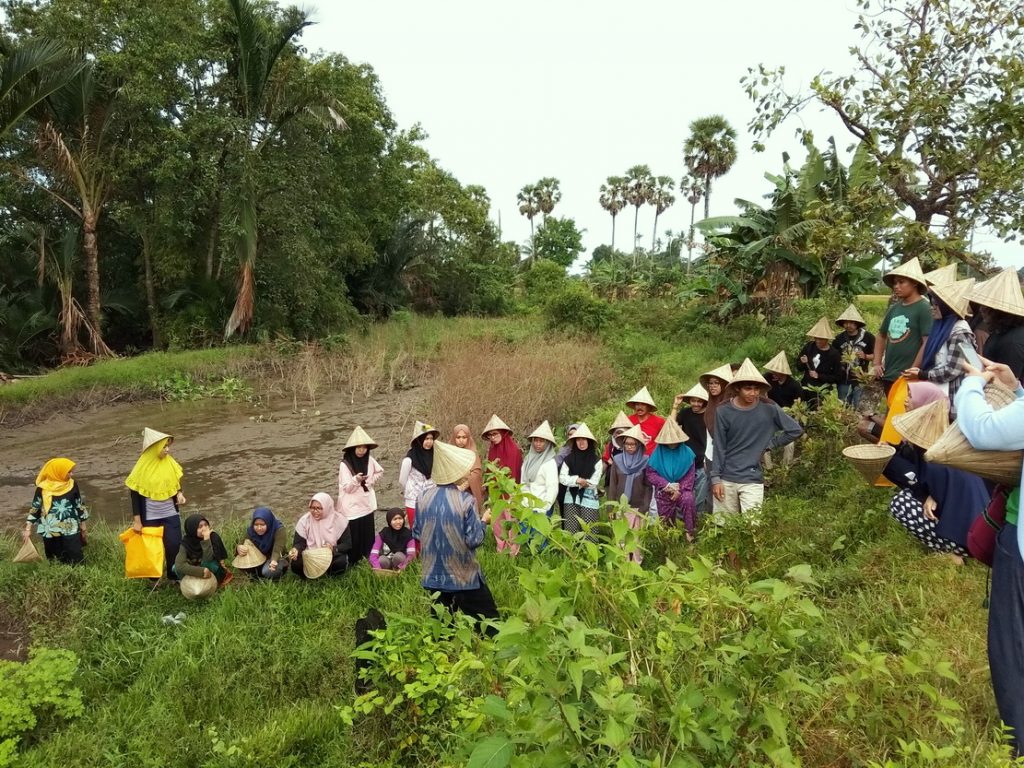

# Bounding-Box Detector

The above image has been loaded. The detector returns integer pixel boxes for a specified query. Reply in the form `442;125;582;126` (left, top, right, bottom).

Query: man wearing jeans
711;359;803;516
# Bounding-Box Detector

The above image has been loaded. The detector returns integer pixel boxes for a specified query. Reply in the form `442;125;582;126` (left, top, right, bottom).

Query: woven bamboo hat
925;384;1023;485
608;410;632;434
142;427;172;452
343;426;378;451
617;424;647;445
13;539;42;564
231;539;267;569
431;440;478;485
835;303;866;327
883;256;928;290
699;363;734;390
569;423;597;444
842;444;896;485
970;268;1024;317
180;575;218;599
682;383;709;402
302;547;333;579
654;418;689;445
725;358;769;392
527;420;557;446
806;316;835;339
625;386;657;409
929;277;976;319
411;421;440;444
923;263;958;286
763;351;792;376
481;414;513;438
891;399;950;450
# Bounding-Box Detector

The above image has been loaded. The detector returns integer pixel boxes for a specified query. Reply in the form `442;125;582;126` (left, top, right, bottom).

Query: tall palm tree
535;177;561;221
681;174;704;272
517;182;541;258
598;175;627;249
649;175;675;251
222;0;346;339
0;37;85;139
624;164;654;265
683;115;738;219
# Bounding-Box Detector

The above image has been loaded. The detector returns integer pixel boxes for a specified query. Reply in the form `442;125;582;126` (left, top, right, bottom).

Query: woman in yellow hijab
125;428;186;579
24;457;89;564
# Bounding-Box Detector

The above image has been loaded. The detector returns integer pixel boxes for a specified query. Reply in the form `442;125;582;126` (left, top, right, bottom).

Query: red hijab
487;430;523;482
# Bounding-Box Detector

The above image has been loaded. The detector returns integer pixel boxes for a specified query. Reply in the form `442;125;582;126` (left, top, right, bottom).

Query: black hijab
406;435;434;478
565;439;599;504
343;447;371;490
379;508;413;554
181;514;227;564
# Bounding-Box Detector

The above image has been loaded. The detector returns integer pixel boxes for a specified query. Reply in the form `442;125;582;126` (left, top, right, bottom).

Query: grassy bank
0;298;1011;767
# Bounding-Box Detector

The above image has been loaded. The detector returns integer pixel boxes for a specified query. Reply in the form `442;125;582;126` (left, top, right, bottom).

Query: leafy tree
0;36;84;139
532;215;584;268
598;175;627;250
743;0;1024;266
683;114;738;219
534;176;561;221
516;182;541;257
624;164;654;262
648;175;675;251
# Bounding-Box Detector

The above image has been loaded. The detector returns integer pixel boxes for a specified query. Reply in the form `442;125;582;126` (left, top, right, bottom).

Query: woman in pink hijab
288;492;352;578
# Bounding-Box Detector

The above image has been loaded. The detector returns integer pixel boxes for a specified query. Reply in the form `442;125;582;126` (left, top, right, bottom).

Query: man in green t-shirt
873;257;933;396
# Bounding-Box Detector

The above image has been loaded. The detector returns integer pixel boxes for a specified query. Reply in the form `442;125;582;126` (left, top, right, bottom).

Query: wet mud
0;385;429;535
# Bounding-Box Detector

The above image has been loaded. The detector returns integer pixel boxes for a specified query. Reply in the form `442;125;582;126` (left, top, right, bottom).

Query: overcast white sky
303;0;1024;271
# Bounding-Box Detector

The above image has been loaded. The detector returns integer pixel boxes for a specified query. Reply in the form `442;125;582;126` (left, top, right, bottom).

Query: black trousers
433;583;500;635
43;535;84;565
347;516;376;565
990;523;1024;753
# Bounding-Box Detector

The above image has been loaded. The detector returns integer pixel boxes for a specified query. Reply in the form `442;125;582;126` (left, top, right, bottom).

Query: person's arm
909;336;929;371
292;531;308;552
335;525;352;554
819;350;843;385
874;309;891;378
400;537;417;568
954;376;1024;450
601;441;612;464
411;500;423;540
644;465;668;491
365;459;384;488
795;344;811;373
998;334;1024;381
587;460;603;490
368;534;383;569
338;462;360;497
559;462;577;488
863;332;876;362
463;500;486;549
271;526;287;559
908;300;934;371
398;457;411;492
174;544;210;578
710;410;726;486
129;489;145;532
24;489;42;540
924;329;974;383
768;405;803;449
538;461;559;509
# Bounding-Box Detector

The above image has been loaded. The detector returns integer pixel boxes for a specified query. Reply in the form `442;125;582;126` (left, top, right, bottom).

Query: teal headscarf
648;443;695;483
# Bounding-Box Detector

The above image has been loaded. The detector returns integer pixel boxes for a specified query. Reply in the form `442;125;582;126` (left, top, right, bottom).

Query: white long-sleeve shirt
398;456;435;510
522;458;558;513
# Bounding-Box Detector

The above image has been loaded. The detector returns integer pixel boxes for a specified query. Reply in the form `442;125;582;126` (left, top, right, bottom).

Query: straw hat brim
343;426;378;450
618;424;646;444
570;423;598;444
891;399;949;450
608;411;632;433
654;419;689;445
763;351;792;376
699;364;734;389
431;441;478;485
527;420;557;445
970;269;1024;317
806;317;834;339
142;427;172;452
625;386;657;409
929;278;975;319
231;539;268;569
682;384;709;401
180;575;218;599
482;414;513;438
302;547;334;579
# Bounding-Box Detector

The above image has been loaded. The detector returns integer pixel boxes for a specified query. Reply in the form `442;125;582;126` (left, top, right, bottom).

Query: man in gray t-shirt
711;359;803;516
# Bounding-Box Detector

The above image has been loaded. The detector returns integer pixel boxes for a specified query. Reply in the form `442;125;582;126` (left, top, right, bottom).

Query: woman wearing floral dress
23;457;89;564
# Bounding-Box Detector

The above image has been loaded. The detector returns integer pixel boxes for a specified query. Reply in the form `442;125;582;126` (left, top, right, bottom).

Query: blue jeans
837;383;863;409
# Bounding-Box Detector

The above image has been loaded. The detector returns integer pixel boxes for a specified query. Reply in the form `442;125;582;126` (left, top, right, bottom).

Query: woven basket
842;444;896;485
925;384;1022;485
13;539;42;564
372;567;400;577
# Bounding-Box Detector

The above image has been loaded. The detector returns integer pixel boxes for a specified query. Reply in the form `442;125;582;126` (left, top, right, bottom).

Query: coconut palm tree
624;164;654;265
517;182;541;257
222;0;346;339
0;37;85;139
683;115;738;219
598;175;627;249
535;177;561;221
649;175;675;251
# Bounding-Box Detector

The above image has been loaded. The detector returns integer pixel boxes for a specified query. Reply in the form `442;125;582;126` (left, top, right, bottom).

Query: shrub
544;282;614;336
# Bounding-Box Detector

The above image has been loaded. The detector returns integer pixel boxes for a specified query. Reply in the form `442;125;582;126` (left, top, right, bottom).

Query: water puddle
0;386;429;533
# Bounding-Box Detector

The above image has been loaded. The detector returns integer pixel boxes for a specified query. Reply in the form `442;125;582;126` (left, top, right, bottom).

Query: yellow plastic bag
119;526;165;579
873;377;910;487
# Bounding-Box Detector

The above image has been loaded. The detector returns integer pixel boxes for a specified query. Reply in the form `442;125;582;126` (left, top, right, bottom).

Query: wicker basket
842;444;897;485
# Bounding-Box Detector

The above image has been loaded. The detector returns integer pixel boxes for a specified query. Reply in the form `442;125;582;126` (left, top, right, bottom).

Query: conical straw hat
763;351;792;376
891;399;950;450
608;410;632;434
481;414;512;438
431;440;478;485
13;539;42;564
929;278;975;319
411;421;440;444
924;263;958;286
883;256;928;289
343;426;378;450
302;547;333;579
699;363;734;389
142;427;172;451
682;383;709;401
806;316;835;339
654;418;689;445
970;268;1024;317
618;424;646;444
231;539;268;569
835;303;866;326
725;358;769;391
569;423;597;444
925;384;1023;485
842;444;896;485
625;386;657;409
180;574;218;599
527;420;557;445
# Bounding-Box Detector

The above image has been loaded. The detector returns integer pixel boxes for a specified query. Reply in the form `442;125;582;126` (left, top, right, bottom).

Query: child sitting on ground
369;509;417;571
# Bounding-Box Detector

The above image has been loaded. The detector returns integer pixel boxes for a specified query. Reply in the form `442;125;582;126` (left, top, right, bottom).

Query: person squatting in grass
645;419;698;541
955;356;1024;755
337;426;384;565
412;440;498;629
369;508;416;572
288;493;353;579
234;506;288;580
173;514;230;586
25;457;89;565
710;359;803;517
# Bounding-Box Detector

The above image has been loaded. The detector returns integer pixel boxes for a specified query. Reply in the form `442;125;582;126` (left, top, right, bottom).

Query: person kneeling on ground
711;359;803;517
235;506;288;580
412;440;498;630
174;514;231;589
370;509;417;571
289;493;352;579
